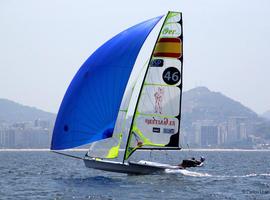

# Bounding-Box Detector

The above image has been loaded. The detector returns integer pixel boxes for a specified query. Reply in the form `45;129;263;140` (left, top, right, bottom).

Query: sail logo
145;118;176;126
152;127;175;134
163;128;175;134
150;59;164;67
152;127;160;133
161;23;181;38
162;28;176;35
154;87;164;114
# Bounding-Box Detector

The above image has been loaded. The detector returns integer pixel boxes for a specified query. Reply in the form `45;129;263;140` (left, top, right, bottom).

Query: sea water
0;150;270;200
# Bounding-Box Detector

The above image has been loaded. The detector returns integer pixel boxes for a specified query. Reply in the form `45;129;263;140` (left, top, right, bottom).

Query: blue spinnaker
51;16;162;150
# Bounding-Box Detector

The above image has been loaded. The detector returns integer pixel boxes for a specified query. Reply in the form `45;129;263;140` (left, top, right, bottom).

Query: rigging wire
51;151;83;160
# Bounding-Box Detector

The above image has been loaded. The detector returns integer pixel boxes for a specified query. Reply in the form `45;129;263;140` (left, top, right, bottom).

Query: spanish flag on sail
153;38;182;58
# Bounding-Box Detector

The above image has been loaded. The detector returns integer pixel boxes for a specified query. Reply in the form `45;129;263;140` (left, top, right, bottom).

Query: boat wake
164;169;270;178
165;169;212;177
217;173;270;178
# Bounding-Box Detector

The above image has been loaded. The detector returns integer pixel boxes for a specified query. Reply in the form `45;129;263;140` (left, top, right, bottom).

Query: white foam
165;169;212;177
137;160;180;169
225;173;270;178
260;173;270;176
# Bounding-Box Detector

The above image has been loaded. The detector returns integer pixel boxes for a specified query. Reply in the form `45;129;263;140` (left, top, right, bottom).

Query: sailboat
51;11;183;174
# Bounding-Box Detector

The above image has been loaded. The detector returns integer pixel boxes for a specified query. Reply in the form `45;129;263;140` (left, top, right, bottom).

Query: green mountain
0;98;56;123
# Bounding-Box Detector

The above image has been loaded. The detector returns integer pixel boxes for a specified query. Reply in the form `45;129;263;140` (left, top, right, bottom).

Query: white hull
83;158;175;175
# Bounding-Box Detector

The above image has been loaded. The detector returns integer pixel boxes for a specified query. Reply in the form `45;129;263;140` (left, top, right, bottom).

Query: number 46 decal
162;67;181;85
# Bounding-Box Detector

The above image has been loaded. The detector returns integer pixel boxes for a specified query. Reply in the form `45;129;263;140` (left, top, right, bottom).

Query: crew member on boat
178;156;205;169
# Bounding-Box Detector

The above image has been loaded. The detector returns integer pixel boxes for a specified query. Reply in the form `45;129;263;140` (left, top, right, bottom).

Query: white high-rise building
227;117;247;143
218;123;228;145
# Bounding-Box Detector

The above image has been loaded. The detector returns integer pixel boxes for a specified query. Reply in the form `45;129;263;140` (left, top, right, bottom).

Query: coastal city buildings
186;117;249;147
0;119;52;149
0;116;266;149
227;117;247;143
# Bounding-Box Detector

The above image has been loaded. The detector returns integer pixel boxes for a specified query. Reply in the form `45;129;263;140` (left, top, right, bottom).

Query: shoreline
0;148;270;152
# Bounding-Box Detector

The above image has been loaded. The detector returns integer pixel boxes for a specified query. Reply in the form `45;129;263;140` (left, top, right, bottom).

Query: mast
123;11;183;163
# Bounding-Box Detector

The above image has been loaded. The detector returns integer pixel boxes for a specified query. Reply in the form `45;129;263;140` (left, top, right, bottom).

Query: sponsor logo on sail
163;128;175;134
161;23;181;37
145;118;176;126
152;127;160;133
150;59;164;67
162;28;176;35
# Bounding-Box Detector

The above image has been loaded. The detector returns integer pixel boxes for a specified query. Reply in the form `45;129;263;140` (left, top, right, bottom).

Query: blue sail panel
51;16;162;150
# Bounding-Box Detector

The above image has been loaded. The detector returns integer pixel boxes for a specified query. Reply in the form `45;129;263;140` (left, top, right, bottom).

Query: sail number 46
162;67;181;85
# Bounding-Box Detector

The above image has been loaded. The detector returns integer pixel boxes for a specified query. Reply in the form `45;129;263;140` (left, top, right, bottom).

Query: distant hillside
0;98;56;123
182;87;257;124
261;110;270;120
182;87;258;119
0;88;268;140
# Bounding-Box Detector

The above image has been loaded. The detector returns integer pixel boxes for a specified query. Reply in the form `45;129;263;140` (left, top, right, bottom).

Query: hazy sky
1;0;270;114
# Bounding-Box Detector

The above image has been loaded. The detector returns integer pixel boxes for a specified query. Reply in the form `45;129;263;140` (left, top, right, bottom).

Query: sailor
178;156;205;169
137;141;143;147
200;156;205;163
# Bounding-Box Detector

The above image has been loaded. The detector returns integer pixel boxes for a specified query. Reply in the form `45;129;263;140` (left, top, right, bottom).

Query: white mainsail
124;11;183;160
